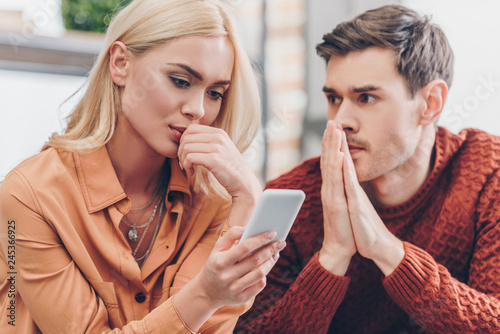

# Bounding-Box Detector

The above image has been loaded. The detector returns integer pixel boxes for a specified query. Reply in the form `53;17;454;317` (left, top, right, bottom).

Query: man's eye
170;77;190;88
327;95;341;105
360;94;376;103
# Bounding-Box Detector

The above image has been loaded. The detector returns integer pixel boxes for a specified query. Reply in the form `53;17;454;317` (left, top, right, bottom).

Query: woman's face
111;36;234;158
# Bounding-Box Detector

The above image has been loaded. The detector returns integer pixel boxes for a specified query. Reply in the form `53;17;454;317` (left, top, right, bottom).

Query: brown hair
316;5;454;97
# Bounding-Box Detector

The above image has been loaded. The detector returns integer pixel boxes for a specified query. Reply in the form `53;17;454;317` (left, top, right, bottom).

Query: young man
236;5;500;334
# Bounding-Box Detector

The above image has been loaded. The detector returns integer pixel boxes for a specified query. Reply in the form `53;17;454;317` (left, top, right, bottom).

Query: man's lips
170;126;186;142
347;144;365;157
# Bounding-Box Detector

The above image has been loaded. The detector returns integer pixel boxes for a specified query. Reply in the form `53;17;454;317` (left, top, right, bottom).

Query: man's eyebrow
167;63;231;86
352;85;380;93
322;86;336;94
322;85;382;94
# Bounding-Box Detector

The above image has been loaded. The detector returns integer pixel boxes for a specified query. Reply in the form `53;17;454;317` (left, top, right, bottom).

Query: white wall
0;0;65;37
0;70;85;180
404;0;500;135
304;0;500;159
2;0;500;180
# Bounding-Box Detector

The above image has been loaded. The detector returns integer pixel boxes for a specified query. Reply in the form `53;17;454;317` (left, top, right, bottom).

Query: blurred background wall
1;0;500;183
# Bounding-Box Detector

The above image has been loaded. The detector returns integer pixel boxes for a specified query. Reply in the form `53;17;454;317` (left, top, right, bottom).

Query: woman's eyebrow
167;62;231;85
168;63;204;81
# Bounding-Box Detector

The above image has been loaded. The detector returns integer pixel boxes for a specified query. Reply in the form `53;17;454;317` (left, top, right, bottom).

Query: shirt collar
73;146;191;214
166;157;192;207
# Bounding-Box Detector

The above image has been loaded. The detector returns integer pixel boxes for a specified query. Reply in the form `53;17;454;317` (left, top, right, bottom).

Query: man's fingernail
273;253;280;261
277;241;286;250
267;231;277;240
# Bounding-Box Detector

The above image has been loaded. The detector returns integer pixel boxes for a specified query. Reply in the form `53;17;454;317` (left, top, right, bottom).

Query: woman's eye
207;90;223;101
170;76;190;88
360;94;376;103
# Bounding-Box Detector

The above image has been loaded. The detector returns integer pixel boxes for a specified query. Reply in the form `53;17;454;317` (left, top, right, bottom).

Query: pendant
128;228;139;242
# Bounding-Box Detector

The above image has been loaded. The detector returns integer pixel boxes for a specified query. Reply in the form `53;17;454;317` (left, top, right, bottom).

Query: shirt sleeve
235;248;349;334
169;199;253;334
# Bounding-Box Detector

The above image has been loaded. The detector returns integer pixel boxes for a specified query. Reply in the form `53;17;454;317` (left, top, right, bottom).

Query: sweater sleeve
384;224;500;334
384;166;500;333
234;251;350;333
383;164;500;334
235;159;350;333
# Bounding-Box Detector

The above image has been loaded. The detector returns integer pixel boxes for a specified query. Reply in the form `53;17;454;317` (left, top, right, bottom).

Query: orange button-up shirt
0;146;250;333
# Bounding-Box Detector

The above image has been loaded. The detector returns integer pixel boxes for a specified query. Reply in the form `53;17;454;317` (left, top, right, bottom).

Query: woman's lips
170;126;186;142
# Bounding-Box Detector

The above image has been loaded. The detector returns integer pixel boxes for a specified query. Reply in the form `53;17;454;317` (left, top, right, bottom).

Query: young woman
0;0;284;332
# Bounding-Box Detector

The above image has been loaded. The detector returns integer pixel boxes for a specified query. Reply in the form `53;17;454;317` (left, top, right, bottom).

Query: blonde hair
47;0;261;197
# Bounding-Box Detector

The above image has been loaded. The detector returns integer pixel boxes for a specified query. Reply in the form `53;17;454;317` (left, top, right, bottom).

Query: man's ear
109;41;130;87
418;79;448;126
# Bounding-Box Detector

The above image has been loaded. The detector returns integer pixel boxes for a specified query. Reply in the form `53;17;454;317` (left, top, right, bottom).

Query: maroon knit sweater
235;127;500;333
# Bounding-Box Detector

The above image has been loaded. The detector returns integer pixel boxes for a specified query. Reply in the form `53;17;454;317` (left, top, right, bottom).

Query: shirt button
135;292;146;303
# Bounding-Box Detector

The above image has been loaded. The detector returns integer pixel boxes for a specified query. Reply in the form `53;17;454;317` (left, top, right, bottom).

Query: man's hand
319;120;405;277
341;131;405;276
319;121;356;276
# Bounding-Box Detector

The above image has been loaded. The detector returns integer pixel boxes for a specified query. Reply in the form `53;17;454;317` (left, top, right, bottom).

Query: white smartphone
240;189;306;244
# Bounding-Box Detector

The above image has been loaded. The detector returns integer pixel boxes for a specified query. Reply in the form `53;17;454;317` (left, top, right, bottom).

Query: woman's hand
177;124;261;202
174;226;285;331
178;124;262;226
199;226;285;307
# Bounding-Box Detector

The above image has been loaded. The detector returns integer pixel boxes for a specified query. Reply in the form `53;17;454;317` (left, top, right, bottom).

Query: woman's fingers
231;238;285;274
178;125;230;157
182;123;221;135
227;252;280;301
214;226;245;252
219;240;283;305
212;229;283;270
176;124;257;196
177;126;230;176
199;229;284;306
179;152;217;176
225;230;278;264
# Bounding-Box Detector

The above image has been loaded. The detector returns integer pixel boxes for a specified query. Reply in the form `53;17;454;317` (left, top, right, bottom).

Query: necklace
122;194;156;241
121;193;162;241
135;201;164;268
129;193;163;258
120;162;169;265
121;178;163;242
129;185;159;211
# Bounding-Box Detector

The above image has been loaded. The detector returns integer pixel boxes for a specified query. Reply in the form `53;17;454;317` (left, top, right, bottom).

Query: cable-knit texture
235;127;500;334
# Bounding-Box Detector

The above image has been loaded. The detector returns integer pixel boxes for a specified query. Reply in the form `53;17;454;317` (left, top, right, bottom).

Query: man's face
323;47;422;182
